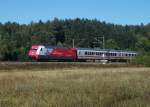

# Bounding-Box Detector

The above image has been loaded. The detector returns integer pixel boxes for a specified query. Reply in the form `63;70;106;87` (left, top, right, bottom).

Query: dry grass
0;67;150;107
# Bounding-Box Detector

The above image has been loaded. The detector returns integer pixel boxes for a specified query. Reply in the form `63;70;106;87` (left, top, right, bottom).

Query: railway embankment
0;62;144;71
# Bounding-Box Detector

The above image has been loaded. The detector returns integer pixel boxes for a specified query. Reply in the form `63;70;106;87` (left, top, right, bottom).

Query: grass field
0;66;150;107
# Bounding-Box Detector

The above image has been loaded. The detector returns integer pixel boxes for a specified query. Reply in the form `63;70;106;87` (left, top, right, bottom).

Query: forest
0;18;150;61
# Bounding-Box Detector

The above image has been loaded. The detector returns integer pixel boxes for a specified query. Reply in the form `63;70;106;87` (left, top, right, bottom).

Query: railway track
0;61;142;71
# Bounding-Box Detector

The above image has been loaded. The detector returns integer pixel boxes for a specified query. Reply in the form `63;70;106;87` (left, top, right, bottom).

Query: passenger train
28;45;137;62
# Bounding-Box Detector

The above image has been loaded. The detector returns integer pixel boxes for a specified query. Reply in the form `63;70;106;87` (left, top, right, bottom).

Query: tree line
0;18;150;61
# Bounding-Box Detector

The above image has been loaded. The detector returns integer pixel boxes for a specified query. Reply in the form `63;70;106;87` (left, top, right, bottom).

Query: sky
0;0;150;25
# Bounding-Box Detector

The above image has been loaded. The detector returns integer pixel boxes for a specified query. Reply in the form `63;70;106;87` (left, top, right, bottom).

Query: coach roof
77;48;137;53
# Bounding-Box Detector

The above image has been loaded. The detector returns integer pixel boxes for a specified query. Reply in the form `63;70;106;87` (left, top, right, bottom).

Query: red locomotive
28;44;137;62
28;45;77;61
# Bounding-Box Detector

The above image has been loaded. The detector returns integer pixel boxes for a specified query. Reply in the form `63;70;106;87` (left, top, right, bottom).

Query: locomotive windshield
31;48;37;51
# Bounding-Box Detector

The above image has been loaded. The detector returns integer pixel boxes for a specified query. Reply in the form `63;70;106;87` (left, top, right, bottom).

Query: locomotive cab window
32;48;37;51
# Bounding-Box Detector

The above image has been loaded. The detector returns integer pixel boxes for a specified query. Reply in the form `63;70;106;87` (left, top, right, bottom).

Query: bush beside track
0;62;144;71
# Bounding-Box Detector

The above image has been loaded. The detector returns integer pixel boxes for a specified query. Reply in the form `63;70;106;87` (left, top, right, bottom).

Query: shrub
132;53;150;67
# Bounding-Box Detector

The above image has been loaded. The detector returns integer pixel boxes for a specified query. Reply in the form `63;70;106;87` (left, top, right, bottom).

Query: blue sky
0;0;149;25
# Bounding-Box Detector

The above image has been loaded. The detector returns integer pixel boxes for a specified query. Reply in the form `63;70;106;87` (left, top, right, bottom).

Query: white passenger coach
77;48;137;61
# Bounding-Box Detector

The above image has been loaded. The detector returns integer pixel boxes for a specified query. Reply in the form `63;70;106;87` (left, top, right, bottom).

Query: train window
110;53;112;56
114;53;117;56
112;53;114;56
96;52;98;55
89;52;91;55
85;51;87;55
106;53;108;56
113;53;115;56
111;53;112;56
